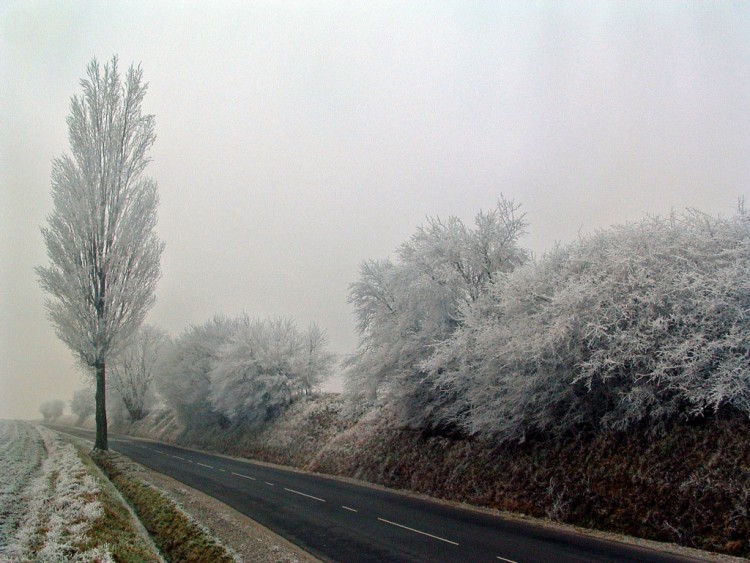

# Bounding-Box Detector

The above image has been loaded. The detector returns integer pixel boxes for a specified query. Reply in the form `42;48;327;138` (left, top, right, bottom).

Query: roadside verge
54;427;319;563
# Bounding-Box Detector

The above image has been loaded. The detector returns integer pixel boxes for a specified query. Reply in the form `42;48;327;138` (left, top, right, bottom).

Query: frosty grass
0;421;113;562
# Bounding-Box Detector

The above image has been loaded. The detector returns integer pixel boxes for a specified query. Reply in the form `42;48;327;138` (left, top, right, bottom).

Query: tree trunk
94;362;108;450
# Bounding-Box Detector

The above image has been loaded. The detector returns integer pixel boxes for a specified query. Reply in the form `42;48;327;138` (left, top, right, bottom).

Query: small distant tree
39;399;65;422
37;56;163;450
70;386;95;424
299;323;335;394
105;381;132;427
110;325;167;421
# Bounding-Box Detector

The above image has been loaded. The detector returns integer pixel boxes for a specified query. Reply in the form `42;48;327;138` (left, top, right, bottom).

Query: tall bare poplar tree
37;56;163;450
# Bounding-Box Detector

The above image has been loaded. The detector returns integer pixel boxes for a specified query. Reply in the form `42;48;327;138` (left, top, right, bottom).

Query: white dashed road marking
341;506;358;513
496;556;519;563
377;518;459;546
284;488;326;502
231;472;256;481
197;462;213;469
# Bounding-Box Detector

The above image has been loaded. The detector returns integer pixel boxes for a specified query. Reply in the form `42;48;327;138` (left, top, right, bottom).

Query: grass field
0;420;166;562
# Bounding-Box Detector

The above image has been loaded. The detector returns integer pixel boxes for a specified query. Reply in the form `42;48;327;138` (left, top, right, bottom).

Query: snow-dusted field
0;420;45;547
0;420;112;561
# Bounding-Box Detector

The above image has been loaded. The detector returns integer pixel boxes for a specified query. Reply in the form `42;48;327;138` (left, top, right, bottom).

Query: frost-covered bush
156;316;241;429
209;318;334;424
39;399;65;421
345;197;528;424
158;315;333;429
427;208;750;440
70;386;95;424
106;380;134;427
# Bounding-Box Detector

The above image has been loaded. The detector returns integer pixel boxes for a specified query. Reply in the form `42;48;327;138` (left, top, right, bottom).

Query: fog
2;1;749;419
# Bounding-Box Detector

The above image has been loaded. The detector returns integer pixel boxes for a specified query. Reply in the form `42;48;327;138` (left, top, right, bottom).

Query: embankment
74;395;749;558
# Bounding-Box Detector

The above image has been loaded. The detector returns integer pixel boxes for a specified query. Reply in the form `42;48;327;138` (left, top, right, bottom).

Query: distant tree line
58;198;750;445
64;317;334;431
40;56;750;450
58;199;750;442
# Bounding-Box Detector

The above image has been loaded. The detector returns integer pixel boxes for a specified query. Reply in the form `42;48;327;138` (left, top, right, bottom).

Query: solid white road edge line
231;472;256;480
377;518;459;546
284;488;326;502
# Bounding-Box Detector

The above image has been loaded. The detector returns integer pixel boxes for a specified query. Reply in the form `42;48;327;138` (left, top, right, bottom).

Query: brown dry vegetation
106;395;750;558
93;451;235;563
310;411;750;558
75;448;163;562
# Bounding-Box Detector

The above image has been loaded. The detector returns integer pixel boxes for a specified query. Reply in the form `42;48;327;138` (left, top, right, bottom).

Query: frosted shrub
209;318;334;424
158;315;333;428
157;316;243;428
39;399;65;421
70;386;96;424
428;208;750;440
345;197;528;425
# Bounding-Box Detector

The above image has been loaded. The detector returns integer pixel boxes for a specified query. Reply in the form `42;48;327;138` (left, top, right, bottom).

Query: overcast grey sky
2;1;749;420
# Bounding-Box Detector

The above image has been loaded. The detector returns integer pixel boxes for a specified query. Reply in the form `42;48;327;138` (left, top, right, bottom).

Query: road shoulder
117;453;322;563
54;427;320;563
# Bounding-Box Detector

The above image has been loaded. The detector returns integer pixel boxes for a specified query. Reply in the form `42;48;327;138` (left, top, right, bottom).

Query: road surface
53;426;703;563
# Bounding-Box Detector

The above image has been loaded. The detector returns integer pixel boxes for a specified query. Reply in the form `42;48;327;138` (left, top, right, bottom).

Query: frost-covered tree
70;386;95;424
105;380;132;427
345;197;528;425
156;316;242;429
37;56;163;450
110;325;166;421
299;323;335;394
209;317;334;424
39;399;65;422
157;315;333;429
427;207;750;440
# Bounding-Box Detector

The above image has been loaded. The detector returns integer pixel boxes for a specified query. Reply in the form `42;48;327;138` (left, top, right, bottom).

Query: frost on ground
0;421;45;548
0;421;113;562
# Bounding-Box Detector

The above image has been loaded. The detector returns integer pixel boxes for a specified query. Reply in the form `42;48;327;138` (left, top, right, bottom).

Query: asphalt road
53;426;704;563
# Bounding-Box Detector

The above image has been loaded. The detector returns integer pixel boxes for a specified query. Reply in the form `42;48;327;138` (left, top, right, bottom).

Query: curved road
53;426;704;563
